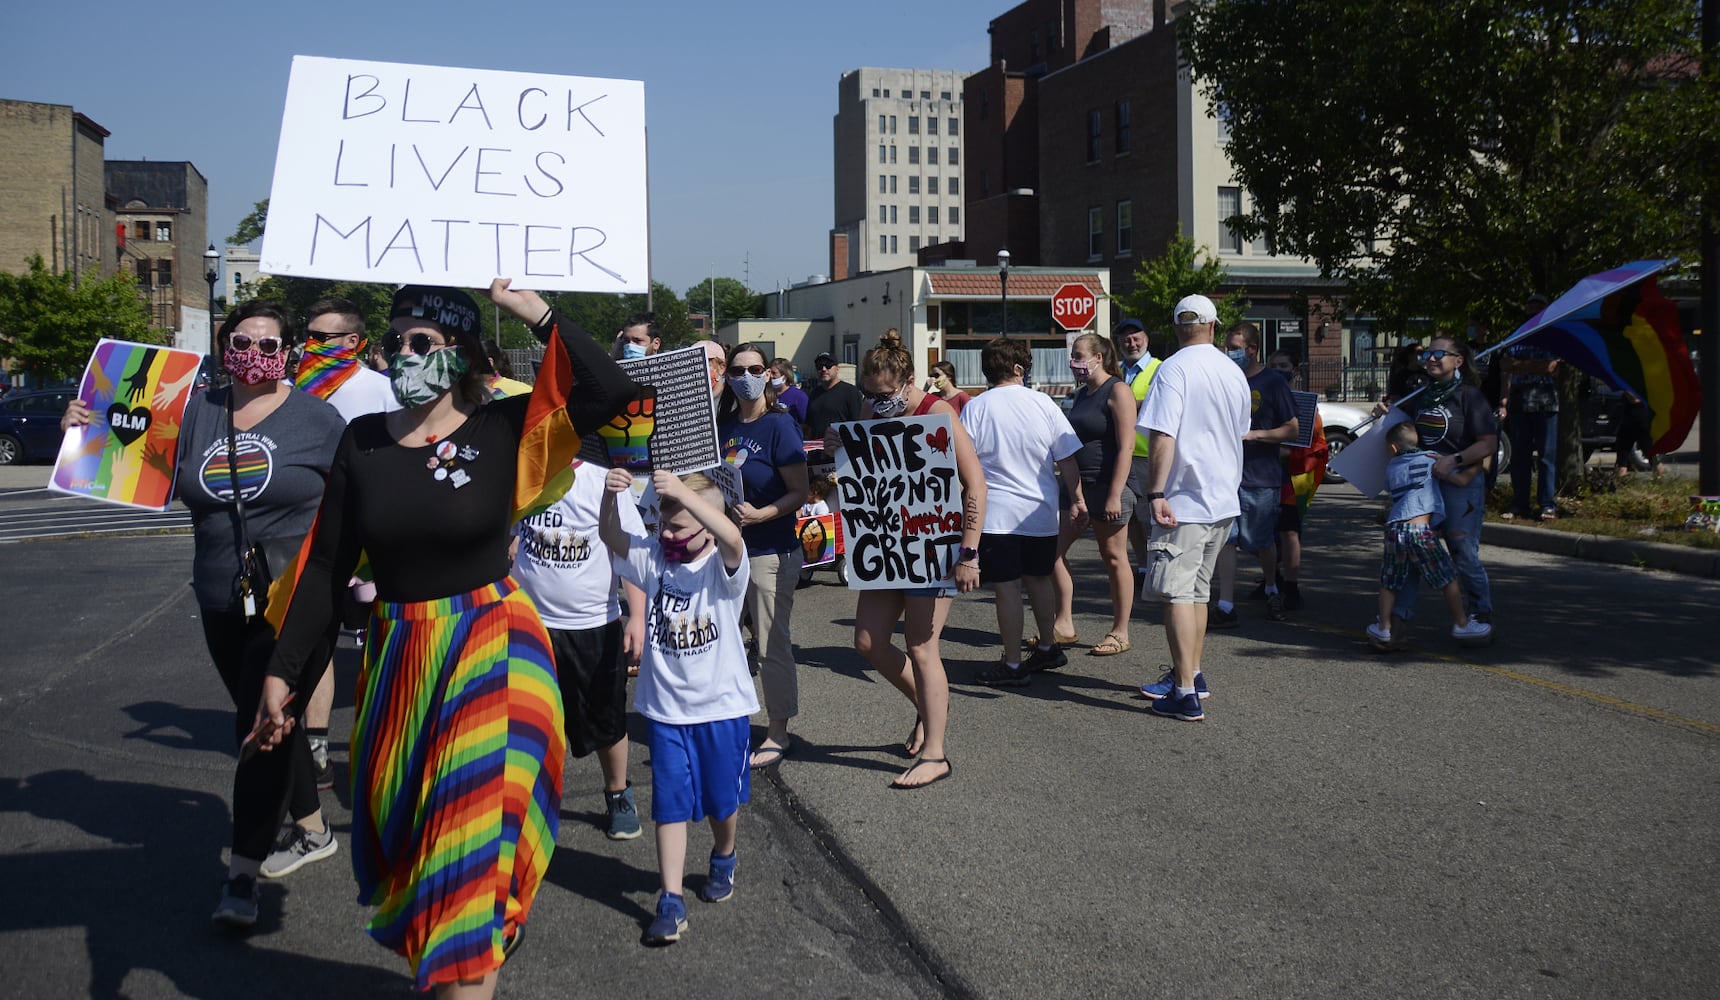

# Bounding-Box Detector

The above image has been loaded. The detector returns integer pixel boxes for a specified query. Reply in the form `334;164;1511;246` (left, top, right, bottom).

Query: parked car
0;388;76;465
1315;400;1373;483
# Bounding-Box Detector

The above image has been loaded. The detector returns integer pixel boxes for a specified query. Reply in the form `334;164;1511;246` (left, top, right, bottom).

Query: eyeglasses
727;364;768;377
228;334;283;355
383;331;447;356
1419;349;1457;363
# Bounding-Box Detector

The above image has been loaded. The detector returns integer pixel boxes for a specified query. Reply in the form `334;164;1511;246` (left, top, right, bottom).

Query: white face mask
770;376;786;389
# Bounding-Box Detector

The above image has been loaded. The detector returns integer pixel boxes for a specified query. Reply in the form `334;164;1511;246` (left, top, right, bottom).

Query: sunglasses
727;364;769;377
228;334;283;355
1419;349;1457;363
306;327;356;342
861;387;903;403
816;361;837;370
382;332;448;356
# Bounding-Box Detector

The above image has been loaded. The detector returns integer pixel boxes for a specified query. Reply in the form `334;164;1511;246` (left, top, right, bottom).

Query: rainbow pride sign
50;339;203;511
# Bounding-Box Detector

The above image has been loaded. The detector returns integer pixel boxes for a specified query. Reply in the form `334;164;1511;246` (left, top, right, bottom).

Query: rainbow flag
50;339;203;511
1502;262;1700;455
513;323;582;522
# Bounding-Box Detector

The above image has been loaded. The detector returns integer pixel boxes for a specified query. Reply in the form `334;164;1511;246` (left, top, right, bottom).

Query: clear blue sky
0;1;994;301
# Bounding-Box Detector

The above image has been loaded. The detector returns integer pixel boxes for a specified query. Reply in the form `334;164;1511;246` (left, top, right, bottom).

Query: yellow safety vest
1129;357;1162;458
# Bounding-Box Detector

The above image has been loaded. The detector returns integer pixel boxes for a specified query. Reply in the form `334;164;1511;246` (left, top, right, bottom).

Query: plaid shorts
1380;522;1456;592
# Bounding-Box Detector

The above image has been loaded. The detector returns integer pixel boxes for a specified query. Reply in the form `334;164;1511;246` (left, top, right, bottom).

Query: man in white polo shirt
1135;295;1250;722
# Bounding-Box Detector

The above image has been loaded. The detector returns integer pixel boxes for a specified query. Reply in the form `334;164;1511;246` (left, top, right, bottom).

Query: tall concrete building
0;99;115;280
830;67;968;279
108;161;212;354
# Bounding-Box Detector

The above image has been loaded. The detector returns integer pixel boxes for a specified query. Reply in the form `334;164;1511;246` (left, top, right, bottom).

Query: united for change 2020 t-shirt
512;460;643;631
618;536;758;726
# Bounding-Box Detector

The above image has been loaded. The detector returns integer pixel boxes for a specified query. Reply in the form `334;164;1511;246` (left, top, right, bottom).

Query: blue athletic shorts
647;716;751;824
1236;486;1281;553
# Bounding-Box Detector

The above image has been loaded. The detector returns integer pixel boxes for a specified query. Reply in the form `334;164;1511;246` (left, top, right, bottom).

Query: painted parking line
1289;617;1720;740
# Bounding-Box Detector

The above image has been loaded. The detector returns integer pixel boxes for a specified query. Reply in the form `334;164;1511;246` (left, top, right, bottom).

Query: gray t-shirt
177;387;346;609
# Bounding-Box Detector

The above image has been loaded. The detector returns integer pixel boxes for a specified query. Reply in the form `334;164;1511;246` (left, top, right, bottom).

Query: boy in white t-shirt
600;466;756;947
512;458;648;841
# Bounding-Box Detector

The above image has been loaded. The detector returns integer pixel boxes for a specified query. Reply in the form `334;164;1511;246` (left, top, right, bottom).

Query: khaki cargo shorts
1144;518;1234;605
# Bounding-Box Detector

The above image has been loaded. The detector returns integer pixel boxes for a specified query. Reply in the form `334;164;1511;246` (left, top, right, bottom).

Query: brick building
830;68;969;278
107;161;212;354
0;99;114;280
961;0;1352;370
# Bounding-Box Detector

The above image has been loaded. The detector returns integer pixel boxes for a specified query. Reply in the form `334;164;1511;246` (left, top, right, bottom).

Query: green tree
0;257;162;381
245;275;397;339
1113;227;1248;341
1182;0;1719;490
229;199;269;245
683;277;763;331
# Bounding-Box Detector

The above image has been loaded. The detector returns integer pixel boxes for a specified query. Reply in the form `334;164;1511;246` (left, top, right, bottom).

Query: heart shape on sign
925;425;951;455
106;403;152;447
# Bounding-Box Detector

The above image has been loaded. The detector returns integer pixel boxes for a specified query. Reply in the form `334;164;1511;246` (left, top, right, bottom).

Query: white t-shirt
959;384;1082;536
324;366;401;423
800;499;830;517
1136;342;1250;524
512;461;641;630
618;536;758;725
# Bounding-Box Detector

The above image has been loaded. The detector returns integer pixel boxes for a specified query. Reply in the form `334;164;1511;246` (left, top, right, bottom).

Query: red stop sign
1051;282;1097;331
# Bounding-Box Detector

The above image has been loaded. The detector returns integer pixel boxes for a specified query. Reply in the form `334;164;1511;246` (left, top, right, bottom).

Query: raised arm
653;469;745;572
599;466;637;559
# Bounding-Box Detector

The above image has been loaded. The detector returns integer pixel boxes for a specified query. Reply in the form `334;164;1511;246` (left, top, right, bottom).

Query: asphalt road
1;490;1716;998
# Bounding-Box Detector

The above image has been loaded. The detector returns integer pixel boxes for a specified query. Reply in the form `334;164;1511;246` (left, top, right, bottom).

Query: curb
1484;522;1720;579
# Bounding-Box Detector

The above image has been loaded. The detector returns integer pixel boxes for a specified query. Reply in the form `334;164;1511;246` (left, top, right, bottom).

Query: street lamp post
998;248;1011;337
203;244;220;357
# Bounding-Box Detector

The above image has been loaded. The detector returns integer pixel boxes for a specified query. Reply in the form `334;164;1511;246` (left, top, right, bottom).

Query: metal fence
1297;361;1392;402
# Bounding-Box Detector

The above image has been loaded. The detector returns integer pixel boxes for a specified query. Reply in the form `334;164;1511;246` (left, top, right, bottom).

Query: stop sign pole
1052;282;1098;332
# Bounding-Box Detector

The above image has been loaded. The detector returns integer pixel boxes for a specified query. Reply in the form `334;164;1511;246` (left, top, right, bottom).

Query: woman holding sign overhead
251;282;636;997
717;343;809;770
832;331;986;789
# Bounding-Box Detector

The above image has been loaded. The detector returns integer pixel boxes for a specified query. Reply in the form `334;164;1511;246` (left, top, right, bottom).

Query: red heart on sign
926;425;950;455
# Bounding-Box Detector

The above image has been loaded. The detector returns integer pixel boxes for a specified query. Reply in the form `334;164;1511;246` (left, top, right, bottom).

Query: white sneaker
259;824;337;879
1452;617;1494;645
1366;621;1396;651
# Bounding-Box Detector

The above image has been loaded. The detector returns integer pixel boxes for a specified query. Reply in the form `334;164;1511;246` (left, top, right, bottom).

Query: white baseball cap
1172;294;1218;324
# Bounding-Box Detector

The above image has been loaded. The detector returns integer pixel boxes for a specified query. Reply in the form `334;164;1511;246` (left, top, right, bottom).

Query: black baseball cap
815;352;837;366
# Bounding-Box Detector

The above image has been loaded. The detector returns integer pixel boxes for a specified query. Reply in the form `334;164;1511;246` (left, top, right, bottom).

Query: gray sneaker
211;874;259;928
604;783;642;841
260;824;337;879
1266;591;1287;621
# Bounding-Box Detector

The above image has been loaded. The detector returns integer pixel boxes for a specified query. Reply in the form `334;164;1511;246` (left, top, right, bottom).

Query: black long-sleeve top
266;311;637;690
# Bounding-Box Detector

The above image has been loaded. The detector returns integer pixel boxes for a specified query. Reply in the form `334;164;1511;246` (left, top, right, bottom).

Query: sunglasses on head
382;332;447;356
1419;349;1457;363
727;363;768;377
228;334;283;355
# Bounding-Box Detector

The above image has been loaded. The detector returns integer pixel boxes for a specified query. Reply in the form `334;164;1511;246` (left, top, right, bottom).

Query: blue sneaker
701;850;736;903
1149;690;1206;722
604;783;642;841
644;892;688;945
1140;668;1209;701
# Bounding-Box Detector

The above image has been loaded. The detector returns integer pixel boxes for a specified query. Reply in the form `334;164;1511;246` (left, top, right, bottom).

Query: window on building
878;114;887;134
920;90;930;100
949;117;959;136
872;87;881;98
928;206;939;225
1117;200;1133;256
1216;102;1232;142
909;176;920;194
948;147;959;166
890;235;898;254
889;115;897;133
930;235;939;245
949;177;960;195
1088;207;1103;259
950;207;960;225
909;146;920;164
157;259;172;285
910;236;921;252
928;176;939;195
909;116;919;134
879;144;887;164
1115;99;1131;154
909;206;921;224
884;89;891;98
880;205;889;224
133;221;149;241
890;175;898;193
880;235;888;255
1218;186;1243;253
156;222;172;241
879;175;887;195
1087;109;1102;162
927;116;938;136
941;91;952;102
890;205;899;224
135;259;152;284
928;147;939;165
890;146;898;163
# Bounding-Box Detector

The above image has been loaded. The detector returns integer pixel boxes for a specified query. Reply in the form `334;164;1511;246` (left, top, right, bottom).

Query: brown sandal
1028;632;1079;648
1089;633;1131;656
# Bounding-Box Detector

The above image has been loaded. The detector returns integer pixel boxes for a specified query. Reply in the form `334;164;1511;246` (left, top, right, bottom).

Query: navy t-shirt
1242;367;1295;489
1404;383;1497;456
720;411;807;555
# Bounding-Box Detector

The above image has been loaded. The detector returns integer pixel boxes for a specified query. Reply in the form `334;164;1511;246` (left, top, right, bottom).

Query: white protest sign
833;414;964;590
260;55;647;292
1328;409;1405;498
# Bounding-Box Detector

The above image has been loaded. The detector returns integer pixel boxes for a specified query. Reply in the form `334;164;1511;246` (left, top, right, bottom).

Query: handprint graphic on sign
596;385;657;470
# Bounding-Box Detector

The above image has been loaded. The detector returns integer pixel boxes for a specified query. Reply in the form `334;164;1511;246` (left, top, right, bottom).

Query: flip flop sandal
889;757;953;790
1089;633;1131;656
748;739;792;770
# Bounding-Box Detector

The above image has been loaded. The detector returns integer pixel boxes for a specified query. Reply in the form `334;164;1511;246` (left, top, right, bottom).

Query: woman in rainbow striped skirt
253;280;637;997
